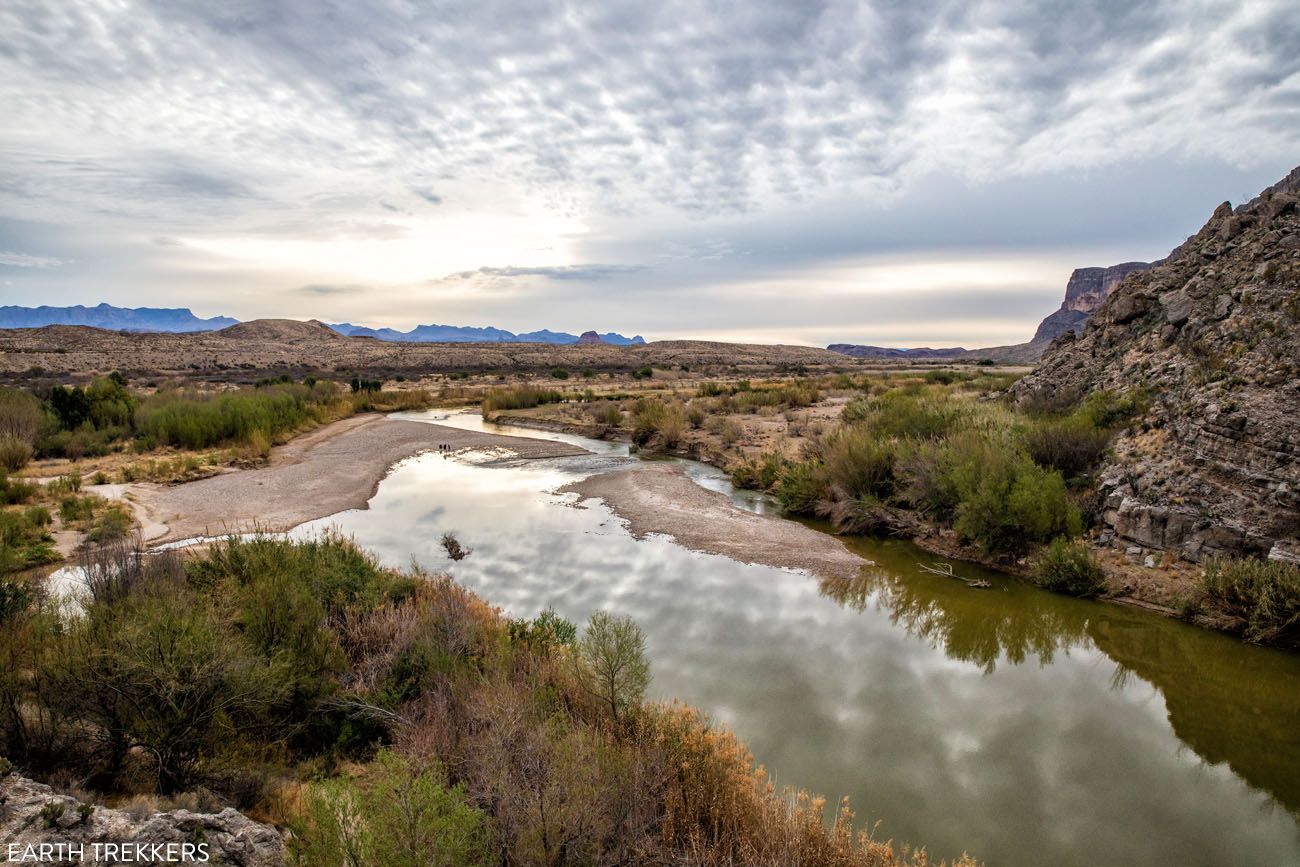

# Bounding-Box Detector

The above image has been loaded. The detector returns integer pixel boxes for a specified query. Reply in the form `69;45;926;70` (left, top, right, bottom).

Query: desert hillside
1014;164;1300;564
0;324;860;381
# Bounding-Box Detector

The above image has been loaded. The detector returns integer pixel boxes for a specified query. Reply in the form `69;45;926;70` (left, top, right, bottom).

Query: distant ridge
826;260;1152;364
219;319;342;341
0;303;236;332
825;344;966;360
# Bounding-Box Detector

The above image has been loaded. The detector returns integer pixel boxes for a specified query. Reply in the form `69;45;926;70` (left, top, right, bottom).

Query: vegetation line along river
277;409;1300;867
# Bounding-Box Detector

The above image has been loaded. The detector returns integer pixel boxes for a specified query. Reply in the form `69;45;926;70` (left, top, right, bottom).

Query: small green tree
294;749;492;867
574;611;650;722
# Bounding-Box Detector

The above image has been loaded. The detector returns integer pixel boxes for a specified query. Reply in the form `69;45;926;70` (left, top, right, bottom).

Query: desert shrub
0;436;34;472
841;391;962;440
821;426;899;502
953;452;1080;553
1035;538;1106;596
1076;389;1148;430
1203;557;1300;644
549;367;570;380
480;386;567;414
1021;416;1111;480
730;451;787;491
631;399;688;448
87;504;132;543
508;607;577;650
44;586;291;793
0;471;37;505
0;509;58;574
775;460;829;516
293;748;492;867
188;533;401;618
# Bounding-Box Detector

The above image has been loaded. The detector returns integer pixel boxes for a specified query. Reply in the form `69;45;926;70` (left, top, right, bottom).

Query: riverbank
483;409;1250;640
113;414;588;543
561;462;868;580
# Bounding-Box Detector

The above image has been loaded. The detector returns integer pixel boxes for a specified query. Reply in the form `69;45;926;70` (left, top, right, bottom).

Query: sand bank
130;414;587;544
561;462;869;579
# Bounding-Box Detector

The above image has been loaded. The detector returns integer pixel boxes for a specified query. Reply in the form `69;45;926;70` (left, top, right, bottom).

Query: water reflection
819;559;1090;672
296;434;1300;867
823;536;1300;818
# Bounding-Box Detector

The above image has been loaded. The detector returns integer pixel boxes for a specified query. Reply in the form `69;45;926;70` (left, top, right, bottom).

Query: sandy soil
128;415;587;543
561;462;870;580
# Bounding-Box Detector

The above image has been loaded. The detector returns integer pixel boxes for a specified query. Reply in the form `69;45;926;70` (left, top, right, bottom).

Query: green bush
1035;538;1106;596
293;749;492;867
730;451;786;491
1021;417;1111;480
1203;557;1300;644
821;426;898;501
0;472;37;505
953;453;1080;553
774;460;828;516
1077;389;1148;430
135;386;317;450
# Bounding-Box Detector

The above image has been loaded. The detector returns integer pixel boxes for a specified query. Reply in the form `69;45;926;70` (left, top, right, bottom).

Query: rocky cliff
1014;165;1300;564
1032;262;1151;342
0;772;283;866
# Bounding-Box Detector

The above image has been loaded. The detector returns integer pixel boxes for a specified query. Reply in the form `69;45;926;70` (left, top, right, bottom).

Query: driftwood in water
920;561;992;589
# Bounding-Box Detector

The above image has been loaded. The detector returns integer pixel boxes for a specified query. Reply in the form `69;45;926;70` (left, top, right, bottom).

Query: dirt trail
561;462;870;579
125;415;587;544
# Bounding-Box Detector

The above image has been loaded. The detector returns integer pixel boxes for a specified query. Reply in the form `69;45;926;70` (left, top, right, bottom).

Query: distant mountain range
328;322;645;345
0;304;645;345
0;303;238;332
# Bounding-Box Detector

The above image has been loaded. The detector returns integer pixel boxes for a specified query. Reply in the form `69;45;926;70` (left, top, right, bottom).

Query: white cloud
0;250;65;268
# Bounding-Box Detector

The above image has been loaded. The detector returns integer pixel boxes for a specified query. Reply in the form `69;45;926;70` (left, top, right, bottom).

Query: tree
0;389;43;471
294;749;492;867
574;611;650;723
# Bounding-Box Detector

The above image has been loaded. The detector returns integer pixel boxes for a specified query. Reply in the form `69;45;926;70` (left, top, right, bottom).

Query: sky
0;0;1297;348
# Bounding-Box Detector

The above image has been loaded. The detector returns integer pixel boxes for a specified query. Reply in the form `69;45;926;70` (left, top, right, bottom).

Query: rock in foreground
0;772;283;867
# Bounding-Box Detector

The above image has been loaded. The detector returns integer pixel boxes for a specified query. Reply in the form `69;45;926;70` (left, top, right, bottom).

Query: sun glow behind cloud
183;204;589;288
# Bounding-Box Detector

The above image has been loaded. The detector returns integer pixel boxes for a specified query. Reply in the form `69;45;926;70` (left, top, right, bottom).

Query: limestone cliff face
0;772;284;866
1014;165;1300;564
1032;262;1150;341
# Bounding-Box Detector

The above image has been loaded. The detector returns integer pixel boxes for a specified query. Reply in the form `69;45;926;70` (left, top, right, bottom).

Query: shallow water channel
291;410;1300;867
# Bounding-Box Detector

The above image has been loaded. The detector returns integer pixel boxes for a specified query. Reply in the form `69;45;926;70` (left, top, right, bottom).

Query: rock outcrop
0;771;284;866
575;330;606;345
1014;165;1300;563
1032;262;1151;342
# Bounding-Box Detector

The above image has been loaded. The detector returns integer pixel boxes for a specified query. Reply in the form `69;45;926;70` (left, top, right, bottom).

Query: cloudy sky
1;0;1297;347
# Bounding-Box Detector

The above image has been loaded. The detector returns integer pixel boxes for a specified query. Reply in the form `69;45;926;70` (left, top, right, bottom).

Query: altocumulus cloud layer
0;0;1297;345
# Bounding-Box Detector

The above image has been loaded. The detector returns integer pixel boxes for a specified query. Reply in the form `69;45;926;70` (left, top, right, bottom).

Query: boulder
0;772;284;867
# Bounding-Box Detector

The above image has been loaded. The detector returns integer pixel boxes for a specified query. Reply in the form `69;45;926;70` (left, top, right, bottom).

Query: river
291;410;1300;867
